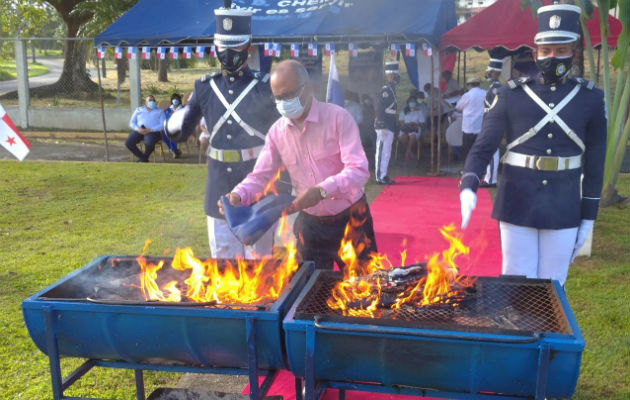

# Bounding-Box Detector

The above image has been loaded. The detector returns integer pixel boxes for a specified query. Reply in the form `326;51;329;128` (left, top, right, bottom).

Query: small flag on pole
141;47;151;59
195;46;205;58
114;46;123;59
169;47;178;59
157;47;166;59
348;43;358;57
290;44;299;58
326;53;344;107
422;42;432;57
390;43;400;58
209;45;217;57
405;43;416;57
0;103;30;161
183;46;192;59
325;43;335;56
307;43;317;57
96;46;106;59
273;43;282;57
127;47;137;60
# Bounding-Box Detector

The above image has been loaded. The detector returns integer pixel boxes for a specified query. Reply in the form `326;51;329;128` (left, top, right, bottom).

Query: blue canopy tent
95;0;455;47
95;0;456;88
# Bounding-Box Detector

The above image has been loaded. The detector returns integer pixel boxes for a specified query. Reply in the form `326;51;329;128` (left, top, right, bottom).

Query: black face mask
536;56;572;84
218;47;249;73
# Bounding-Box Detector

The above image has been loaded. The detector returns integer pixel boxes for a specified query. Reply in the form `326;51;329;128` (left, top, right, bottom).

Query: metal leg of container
134;370;145;400
535;344;551;400
43;306;64;400
245;316;277;400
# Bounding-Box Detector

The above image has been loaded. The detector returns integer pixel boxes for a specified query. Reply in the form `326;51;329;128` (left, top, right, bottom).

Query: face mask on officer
218;46;249;73
275;85;306;119
536;55;573;84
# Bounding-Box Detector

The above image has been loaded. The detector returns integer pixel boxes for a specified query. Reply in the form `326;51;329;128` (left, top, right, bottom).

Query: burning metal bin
22;255;314;400
283;270;585;400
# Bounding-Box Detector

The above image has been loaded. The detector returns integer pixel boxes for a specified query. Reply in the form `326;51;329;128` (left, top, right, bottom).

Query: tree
0;0;49;59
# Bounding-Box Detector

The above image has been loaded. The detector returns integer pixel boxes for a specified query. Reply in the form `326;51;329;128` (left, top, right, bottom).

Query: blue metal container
283;271;585;399
23;255;313;370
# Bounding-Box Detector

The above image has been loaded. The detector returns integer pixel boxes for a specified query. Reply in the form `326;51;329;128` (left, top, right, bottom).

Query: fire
136;214;299;305
327;223;474;317
255;167;285;202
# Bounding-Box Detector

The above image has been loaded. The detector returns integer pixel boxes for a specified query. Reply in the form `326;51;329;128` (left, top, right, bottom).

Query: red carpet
244;176;502;399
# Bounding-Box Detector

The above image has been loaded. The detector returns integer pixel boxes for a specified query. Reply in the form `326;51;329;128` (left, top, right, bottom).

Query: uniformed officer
374;61;400;185
480;52;504;188
459;3;607;285
165;2;281;259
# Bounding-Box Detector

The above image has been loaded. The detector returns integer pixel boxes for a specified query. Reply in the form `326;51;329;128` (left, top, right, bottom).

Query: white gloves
571;219;594;262
460;188;477;229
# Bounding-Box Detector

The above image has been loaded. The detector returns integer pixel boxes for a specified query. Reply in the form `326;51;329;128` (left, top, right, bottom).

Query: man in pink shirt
220;60;377;270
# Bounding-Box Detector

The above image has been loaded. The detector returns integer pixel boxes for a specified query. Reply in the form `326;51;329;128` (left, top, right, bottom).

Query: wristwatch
317;185;327;199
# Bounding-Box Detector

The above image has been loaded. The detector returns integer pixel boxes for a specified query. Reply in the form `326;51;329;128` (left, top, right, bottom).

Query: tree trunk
158;59;168;82
31;45;37;63
101;57;106;78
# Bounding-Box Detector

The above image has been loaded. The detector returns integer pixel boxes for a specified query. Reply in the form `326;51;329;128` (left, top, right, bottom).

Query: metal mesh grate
294;272;571;335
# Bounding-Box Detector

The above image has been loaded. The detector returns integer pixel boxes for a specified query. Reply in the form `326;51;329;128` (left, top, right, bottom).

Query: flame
136;214;299;304
327;223;474;317
255;167;285;202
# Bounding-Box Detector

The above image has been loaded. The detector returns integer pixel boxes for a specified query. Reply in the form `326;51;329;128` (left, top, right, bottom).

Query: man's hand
460;188;477;229
571;219;594;262
286;186;324;214
138;127;150;135
217;192;241;216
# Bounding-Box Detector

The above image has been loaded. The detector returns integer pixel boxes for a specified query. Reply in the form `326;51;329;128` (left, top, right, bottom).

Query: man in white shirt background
456;77;486;162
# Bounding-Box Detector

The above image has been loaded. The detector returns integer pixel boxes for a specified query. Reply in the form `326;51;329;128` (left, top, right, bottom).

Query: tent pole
436;53;442;175
96;48;110;162
596;47;601;85
430;52;435;173
457;51;461;84
463;50;467;86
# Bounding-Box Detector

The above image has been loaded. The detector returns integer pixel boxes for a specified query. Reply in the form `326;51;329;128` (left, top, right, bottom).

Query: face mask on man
147;100;156;109
536;55;573;84
218;47;249;73
275;86;306;119
172;99;180;106
408;101;417;109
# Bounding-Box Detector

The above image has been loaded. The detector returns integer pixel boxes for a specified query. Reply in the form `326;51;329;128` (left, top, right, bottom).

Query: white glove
571;219;594;262
460;188;477;229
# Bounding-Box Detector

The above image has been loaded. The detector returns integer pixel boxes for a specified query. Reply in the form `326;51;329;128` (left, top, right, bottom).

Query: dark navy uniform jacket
461;76;607;229
374;82;397;131
175;67;280;218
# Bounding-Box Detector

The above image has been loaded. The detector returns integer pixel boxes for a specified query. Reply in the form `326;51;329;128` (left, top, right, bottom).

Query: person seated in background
344;91;363;126
441;70;463;103
162;93;183;159
126;95;166;162
423;82;452;138
397;94;426;161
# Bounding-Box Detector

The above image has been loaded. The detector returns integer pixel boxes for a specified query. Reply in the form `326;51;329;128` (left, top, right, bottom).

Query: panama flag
273;43;282;57
405;43;416;57
0;104;30;161
195;46;205;58
157;47;166;59
325;43;335;56
114;46;123;59
290;44;299;58
141;47;151;59
422;42;432;57
209;45;217;57
307;43;317;56
326;53;344;107
127;47;137;59
183;46;192;59
348;43;358;57
263;43;271;57
169;47;179;59
96;46;106;59
390;43;400;58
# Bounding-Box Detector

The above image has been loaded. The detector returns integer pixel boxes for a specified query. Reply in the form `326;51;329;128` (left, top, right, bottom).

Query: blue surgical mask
276;96;304;119
172;99;180;106
408;101;417;108
147;100;156;109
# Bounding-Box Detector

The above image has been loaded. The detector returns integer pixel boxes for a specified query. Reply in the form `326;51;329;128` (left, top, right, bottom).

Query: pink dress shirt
233;98;369;216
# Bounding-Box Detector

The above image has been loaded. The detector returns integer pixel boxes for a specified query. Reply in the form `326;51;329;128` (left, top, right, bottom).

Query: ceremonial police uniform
481;54;504;186
374;61;399;184
460;4;607;284
167;5;281;258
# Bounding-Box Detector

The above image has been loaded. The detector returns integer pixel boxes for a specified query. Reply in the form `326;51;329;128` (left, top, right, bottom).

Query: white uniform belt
207;145;263;163
502;151;582;171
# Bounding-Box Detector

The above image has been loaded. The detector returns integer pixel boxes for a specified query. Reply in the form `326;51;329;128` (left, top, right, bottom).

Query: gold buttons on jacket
547;133;553;139
549;103;555;108
551;86;557;92
226;134;232;140
227;167;232;172
546;149;552;155
542;180;548;185
228;89;234;95
227;120;233;125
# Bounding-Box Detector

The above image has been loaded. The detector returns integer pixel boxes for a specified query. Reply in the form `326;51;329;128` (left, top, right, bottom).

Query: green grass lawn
0;60;49;81
0;161;628;399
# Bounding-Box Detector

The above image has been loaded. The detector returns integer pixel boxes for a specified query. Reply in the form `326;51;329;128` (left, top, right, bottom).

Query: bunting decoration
422;42;432;57
405;43;416;57
114;46;123;59
96;46;106;59
307;43;317;56
348;43;358;57
169;47;178;59
126;47;137;60
195;46;205;58
209;45;217;58
273;43;282;57
141;46;151;60
157;47;166;60
290;43;299;58
264;43;272;57
183;46;192;59
325;43;335;56
390;43;400;58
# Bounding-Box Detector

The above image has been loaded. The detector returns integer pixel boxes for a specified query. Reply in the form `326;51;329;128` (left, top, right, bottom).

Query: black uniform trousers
461;132;478;163
293;196;377;271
